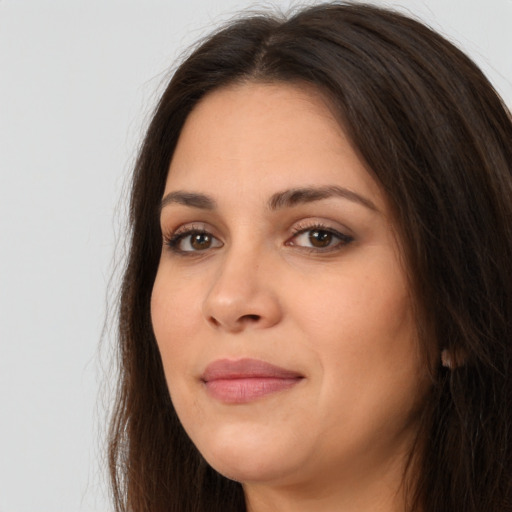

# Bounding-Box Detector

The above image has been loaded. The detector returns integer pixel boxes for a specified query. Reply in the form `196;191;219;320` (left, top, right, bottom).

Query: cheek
292;255;423;404
293;257;413;350
150;269;202;374
151;269;214;438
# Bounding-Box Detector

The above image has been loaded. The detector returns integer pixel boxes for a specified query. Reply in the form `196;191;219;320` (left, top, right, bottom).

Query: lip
201;358;304;404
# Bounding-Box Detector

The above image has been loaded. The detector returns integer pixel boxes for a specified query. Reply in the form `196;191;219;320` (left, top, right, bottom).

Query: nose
202;246;283;333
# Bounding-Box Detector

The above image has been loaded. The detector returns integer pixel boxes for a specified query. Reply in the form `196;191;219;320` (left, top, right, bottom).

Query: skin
151;82;431;512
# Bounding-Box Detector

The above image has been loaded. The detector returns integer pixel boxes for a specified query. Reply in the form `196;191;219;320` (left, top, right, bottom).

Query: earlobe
440;348;467;369
441;348;455;369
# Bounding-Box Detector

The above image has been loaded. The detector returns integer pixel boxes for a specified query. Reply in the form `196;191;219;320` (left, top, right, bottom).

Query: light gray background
0;1;510;511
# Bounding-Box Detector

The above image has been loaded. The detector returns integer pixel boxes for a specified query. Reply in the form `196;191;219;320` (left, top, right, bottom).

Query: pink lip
201;358;303;404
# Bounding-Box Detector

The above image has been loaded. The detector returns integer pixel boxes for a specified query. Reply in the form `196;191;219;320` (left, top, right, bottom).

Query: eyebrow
160;185;378;213
268;186;378;212
160;191;216;211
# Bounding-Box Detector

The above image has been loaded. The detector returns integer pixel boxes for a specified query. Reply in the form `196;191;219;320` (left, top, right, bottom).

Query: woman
108;3;512;511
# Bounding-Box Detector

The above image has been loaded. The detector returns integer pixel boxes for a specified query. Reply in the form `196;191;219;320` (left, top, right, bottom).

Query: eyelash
164;224;220;255
163;222;354;255
287;222;354;253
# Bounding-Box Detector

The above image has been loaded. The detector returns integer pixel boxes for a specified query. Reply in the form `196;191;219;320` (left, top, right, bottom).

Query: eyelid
286;220;354;251
169;222;209;236
161;219;354;255
289;218;353;237
163;223;223;255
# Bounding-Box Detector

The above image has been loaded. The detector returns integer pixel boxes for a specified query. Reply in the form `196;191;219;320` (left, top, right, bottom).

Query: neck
243;442;419;512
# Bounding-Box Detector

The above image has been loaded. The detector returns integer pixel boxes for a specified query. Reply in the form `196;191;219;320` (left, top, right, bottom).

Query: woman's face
151;82;430;497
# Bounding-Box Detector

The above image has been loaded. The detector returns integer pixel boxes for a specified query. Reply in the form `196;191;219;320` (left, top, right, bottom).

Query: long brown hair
109;3;512;511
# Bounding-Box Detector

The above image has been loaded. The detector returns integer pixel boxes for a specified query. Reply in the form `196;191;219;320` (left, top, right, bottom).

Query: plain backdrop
0;1;510;511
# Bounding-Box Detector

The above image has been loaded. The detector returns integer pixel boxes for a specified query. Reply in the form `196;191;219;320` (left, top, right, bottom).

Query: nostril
209;316;221;327
242;314;261;322
207;313;260;329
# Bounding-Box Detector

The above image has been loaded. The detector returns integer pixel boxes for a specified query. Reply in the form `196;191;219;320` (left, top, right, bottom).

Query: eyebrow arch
160;185;378;214
160;191;216;211
268;186;378;212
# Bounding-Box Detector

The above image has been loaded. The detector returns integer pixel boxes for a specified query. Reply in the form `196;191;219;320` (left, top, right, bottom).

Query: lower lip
204;377;302;404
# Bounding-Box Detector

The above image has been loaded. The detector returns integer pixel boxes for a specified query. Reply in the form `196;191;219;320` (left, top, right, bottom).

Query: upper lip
201;358;303;382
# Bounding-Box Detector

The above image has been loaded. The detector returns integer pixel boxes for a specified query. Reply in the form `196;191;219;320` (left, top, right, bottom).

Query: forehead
165;81;384;211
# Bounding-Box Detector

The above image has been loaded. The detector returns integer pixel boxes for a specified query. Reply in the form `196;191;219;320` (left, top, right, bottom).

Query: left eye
290;228;352;249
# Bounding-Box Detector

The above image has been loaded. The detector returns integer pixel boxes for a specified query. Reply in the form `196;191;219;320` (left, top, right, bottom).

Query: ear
440;348;467;369
441;348;455;369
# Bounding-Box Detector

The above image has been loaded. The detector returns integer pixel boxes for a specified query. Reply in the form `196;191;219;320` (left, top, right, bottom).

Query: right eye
166;229;223;253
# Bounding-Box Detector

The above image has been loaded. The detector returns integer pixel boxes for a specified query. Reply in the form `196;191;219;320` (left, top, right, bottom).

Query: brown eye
167;229;223;253
289;225;354;251
308;230;332;247
190;233;213;250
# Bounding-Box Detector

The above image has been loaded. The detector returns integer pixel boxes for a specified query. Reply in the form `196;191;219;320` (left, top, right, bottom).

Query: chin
205;449;298;485
191;422;306;485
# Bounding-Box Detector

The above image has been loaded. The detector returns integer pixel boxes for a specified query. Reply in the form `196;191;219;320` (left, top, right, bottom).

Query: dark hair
109;3;512;511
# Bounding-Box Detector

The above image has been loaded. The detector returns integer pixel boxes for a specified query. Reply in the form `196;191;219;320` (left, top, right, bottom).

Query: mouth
201;358;304;404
